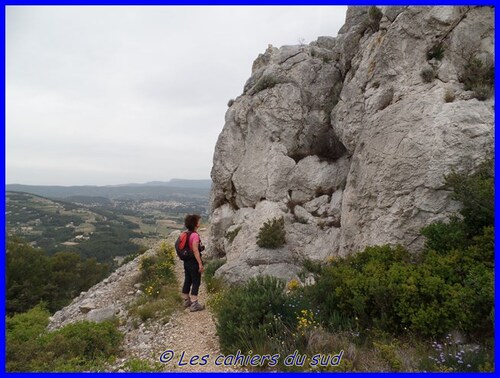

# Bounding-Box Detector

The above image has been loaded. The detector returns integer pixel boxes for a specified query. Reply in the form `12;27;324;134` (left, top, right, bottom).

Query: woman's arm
192;241;204;273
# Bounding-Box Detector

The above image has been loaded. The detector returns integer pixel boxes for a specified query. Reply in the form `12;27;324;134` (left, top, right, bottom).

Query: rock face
209;6;494;284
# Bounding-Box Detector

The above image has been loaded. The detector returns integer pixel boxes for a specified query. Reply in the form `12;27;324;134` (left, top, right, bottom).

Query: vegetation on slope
6;305;123;372
210;160;494;372
6;242;180;372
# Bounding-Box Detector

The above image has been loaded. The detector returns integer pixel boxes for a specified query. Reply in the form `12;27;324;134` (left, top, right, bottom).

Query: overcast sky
6;6;348;186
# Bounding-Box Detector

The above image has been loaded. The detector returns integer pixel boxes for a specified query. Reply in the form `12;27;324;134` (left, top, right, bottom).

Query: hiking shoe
190;301;205;312
183;298;192;308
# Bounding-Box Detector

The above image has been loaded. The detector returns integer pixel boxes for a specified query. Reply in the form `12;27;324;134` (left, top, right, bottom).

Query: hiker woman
181;214;205;312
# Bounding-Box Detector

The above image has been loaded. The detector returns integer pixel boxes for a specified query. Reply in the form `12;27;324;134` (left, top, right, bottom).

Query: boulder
87;307;118;323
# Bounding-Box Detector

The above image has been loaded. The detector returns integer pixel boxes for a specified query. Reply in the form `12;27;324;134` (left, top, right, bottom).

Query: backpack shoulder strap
185;230;194;250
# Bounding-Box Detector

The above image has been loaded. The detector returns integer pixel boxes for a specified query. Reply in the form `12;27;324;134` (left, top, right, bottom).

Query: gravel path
115;230;246;372
155;257;246;372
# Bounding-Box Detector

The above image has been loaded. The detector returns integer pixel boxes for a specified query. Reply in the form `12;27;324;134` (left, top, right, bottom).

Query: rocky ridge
209;6;494;284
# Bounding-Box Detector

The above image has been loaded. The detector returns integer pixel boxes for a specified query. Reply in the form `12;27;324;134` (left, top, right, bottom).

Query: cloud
6;5;348;186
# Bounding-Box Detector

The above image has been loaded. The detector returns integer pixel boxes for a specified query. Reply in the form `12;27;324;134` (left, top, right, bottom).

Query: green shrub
427;43;445;61
461;257;493;335
415;162;493;337
6;306;123;372
205;258;226;278
122;253;139;265
420;216;468;253
444;89;455;103
308;245;411;334
472;84;492;101
129;279;181;322
307;234;493;338
474;84;493;101
214;275;296;354
418;226;493;336
254;75;280;93
204;258;226;293
6;303;50;343
302;259;323;275
140;243;176;297
444;160;493;237
366;6;383;32
128;243;180;322
6;304;50;371
322;56;332;64
213;277;326;371
460;56;494;100
393;262;467;336
311;48;332;64
257;217;286;249
42;320;122;361
225;226;241;243
135;303;155;322
420;67;435;83
374;341;403;371
123;358;163;372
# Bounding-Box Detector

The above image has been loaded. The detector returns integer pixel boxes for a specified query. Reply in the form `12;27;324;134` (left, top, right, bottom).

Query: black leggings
182;260;201;296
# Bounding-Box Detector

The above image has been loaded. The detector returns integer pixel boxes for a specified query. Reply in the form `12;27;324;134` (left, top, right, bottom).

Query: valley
6;188;209;268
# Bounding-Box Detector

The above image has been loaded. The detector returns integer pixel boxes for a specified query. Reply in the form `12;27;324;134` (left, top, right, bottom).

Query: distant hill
120;179;212;189
6;179;211;201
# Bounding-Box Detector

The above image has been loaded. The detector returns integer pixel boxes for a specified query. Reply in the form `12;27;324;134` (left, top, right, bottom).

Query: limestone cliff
208;6;494;284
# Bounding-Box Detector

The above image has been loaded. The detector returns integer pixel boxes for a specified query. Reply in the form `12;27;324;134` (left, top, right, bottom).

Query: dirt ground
157;255;247;372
